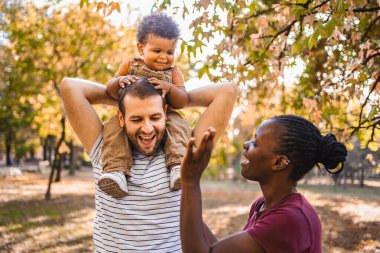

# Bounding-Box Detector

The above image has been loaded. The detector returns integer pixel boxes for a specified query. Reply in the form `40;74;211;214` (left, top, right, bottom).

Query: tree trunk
30;147;35;160
69;142;76;175
55;153;63;182
45;115;66;200
5;133;12;166
360;167;365;187
43;137;48;161
48;135;56;165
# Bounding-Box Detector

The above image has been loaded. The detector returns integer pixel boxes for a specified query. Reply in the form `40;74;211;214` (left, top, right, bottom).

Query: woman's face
241;120;280;181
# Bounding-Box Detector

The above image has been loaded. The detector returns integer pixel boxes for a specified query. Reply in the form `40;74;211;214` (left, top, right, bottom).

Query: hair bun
316;133;347;174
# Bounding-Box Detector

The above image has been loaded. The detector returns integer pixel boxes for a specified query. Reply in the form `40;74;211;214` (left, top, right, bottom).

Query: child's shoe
98;171;128;198
170;165;181;191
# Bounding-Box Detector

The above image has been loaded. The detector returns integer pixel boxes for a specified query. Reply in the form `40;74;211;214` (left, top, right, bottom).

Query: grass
1;171;379;252
201;178;380;200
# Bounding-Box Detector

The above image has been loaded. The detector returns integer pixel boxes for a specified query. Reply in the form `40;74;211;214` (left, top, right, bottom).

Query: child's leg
101;115;133;175
165;110;192;190
99;115;132;198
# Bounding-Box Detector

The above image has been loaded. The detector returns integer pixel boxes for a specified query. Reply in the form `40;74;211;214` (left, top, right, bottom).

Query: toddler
98;13;191;198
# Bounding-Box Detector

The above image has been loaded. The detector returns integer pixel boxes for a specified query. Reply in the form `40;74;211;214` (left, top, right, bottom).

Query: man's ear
117;110;125;128
137;42;144;56
272;155;290;171
164;104;168;120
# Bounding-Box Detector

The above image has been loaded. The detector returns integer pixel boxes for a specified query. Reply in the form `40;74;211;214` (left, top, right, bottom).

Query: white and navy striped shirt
89;133;182;252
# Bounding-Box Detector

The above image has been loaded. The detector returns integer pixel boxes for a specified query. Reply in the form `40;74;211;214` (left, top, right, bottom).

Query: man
60;77;237;252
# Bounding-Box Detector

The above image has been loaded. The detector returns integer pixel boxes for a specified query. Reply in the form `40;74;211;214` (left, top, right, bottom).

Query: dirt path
0;170;379;252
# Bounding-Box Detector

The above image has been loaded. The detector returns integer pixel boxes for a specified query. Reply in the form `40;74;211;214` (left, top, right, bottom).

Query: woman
180;115;347;253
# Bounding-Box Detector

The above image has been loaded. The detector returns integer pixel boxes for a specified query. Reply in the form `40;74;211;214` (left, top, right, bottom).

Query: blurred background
0;0;379;252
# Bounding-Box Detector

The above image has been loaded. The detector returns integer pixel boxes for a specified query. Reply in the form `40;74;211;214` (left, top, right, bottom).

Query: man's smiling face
119;94;166;156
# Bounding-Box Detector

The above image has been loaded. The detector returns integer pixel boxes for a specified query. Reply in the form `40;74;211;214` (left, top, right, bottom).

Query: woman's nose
243;141;250;150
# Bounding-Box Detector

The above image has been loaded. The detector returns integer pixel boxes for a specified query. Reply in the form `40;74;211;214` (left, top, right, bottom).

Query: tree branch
311;0;330;12
351;75;380;137
361;15;380;43
353;7;380;13
265;20;297;50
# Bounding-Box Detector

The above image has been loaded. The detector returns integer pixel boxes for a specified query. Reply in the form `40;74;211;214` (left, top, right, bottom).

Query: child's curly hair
137;12;180;44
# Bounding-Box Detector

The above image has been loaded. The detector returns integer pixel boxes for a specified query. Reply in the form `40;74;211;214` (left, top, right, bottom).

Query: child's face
137;34;176;71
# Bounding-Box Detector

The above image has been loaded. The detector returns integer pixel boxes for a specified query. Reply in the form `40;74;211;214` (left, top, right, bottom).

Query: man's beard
125;126;165;156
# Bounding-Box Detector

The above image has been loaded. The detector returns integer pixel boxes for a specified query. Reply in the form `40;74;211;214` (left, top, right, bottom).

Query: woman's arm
180;129;265;253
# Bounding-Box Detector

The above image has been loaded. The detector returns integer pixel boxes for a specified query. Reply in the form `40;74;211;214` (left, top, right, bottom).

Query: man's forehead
123;94;165;115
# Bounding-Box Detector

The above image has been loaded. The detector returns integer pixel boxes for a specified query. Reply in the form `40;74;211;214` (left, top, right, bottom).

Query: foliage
153;0;380;149
0;1;136;163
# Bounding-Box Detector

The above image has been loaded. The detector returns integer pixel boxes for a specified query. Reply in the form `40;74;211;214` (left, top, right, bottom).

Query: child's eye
167;51;174;55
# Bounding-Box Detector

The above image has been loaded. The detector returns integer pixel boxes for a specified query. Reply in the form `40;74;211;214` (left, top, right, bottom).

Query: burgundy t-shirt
243;193;322;253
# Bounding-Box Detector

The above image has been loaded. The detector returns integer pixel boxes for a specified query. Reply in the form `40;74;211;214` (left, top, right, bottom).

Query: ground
0;169;379;253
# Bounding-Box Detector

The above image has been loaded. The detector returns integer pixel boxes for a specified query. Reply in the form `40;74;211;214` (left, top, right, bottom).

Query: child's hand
148;77;172;98
118;75;139;88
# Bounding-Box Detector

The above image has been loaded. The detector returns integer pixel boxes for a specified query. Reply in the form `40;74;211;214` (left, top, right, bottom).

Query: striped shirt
89;133;182;252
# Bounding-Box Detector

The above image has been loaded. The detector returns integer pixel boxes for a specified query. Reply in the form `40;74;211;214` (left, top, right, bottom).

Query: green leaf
308;28;319;49
324;18;343;38
79;0;89;8
337;0;345;14
180;41;186;55
199;64;207;78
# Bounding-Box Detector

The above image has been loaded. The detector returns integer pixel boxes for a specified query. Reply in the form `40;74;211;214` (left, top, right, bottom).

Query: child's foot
170;165;181;191
98;171;128;198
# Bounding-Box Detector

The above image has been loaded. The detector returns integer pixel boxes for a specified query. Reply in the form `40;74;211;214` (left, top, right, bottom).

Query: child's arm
106;60;138;99
106;75;138;99
149;67;188;109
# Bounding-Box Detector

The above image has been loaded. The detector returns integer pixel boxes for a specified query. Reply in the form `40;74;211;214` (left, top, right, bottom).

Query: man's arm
60;78;116;152
187;82;238;147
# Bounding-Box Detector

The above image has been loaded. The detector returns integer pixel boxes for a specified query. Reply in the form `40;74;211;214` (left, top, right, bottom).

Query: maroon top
243;193;322;253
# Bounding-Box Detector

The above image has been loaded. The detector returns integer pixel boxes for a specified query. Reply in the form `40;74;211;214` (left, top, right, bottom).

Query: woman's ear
272;155;290;171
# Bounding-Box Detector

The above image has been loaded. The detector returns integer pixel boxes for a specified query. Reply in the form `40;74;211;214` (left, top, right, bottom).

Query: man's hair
118;77;166;116
271;115;347;181
137;12;180;44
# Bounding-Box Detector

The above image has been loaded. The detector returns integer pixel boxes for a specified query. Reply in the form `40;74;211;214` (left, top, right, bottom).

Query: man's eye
152;117;161;121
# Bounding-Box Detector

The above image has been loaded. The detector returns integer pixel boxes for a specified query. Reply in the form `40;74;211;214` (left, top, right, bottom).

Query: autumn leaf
96;2;106;12
108;2;121;16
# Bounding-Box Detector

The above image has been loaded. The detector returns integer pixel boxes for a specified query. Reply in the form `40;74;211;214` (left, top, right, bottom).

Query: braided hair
271;115;347;181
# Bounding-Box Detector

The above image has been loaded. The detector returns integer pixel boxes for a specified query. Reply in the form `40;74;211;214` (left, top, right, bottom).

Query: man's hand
118;75;139;88
148;77;173;98
181;127;216;183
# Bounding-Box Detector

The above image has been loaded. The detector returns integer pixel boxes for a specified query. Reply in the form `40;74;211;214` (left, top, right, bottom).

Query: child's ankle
169;164;181;170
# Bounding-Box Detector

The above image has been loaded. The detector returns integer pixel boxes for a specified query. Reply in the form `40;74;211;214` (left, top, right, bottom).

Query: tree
0;1;137;198
154;0;379;149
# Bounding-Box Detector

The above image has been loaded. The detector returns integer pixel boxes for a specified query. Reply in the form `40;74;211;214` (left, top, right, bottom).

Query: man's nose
141;120;154;133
